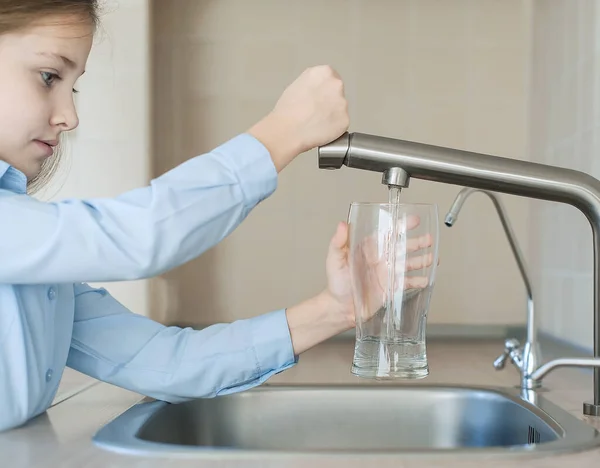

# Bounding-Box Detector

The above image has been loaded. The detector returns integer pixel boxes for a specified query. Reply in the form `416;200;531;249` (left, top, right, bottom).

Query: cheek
0;74;46;142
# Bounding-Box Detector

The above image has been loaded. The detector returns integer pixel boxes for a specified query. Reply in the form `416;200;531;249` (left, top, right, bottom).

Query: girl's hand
285;220;435;356
322;222;356;329
323;220;435;329
248;65;349;172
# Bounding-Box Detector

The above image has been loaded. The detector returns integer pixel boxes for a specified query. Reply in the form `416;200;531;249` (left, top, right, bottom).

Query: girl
0;0;354;432
0;1;432;433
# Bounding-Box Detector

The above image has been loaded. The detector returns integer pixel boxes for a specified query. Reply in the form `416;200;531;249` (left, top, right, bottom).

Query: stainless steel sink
93;384;600;458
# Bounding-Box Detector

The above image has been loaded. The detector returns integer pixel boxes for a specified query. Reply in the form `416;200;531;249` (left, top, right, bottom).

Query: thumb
331;221;348;248
328;221;348;266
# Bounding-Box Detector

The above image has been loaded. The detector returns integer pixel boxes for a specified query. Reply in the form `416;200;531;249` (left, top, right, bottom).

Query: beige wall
41;0;151;316
150;0;533;328
528;0;597;351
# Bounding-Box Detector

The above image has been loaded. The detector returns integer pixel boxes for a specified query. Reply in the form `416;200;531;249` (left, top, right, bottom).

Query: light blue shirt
0;133;297;432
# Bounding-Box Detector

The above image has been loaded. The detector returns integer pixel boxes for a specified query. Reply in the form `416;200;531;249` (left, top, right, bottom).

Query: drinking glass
348;202;439;379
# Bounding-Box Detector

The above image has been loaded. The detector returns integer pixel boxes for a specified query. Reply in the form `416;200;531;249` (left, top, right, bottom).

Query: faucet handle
493;338;521;370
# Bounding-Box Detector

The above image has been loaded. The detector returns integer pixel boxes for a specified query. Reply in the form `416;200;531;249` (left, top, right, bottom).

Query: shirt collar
0;160;27;194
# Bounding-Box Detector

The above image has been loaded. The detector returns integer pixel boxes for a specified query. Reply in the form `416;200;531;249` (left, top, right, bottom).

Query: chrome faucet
318;131;600;416
444;187;542;391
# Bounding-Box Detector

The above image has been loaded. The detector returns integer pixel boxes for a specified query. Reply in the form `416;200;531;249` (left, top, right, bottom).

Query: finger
387;233;433;257
404;276;429;289
326;222;349;275
331;221;348;250
360;214;424;243
382;274;430;295
404;253;434;271
405;233;433;253
405;214;421;231
357;231;434;268
381;254;434;286
384;214;421;234
362;221;426;249
330;67;342;80
327;222;349;270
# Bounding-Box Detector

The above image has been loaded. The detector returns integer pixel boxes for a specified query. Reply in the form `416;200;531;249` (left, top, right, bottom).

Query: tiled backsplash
150;0;533;327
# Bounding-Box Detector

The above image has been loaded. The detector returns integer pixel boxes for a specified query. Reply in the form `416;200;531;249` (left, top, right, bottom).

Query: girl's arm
0;134;277;284
0;64;349;285
67;282;347;401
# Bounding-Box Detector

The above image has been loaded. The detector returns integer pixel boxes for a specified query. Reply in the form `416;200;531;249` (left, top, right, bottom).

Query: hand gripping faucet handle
493;338;521;370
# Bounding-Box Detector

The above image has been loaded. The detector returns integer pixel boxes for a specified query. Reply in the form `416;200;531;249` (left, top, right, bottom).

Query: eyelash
40;71;79;94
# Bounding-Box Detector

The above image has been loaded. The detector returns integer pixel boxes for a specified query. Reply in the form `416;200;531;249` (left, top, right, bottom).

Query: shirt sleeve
67;282;298;401
0;133;277;284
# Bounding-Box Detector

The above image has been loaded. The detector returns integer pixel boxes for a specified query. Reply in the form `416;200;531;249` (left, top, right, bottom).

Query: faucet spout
382;167;410;189
318;131;600;416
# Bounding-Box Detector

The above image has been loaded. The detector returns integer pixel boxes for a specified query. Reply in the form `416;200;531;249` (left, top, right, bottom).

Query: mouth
33;139;58;158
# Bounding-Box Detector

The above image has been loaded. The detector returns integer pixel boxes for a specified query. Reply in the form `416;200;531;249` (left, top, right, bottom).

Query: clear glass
348;202;439;380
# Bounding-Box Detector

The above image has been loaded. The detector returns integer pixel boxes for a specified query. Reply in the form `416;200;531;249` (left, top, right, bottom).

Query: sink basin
93;384;600;457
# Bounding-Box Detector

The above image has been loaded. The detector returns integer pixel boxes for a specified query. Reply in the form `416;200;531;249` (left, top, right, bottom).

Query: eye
40;71;59;87
40;71;78;94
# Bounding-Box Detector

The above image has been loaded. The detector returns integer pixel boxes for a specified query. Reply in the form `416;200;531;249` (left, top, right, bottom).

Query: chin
2;151;51;184
22;162;44;181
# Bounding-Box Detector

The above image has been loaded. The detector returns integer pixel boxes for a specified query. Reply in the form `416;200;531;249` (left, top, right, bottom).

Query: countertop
3;337;600;468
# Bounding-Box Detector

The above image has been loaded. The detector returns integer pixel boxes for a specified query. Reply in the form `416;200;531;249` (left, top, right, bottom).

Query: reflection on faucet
444;187;542;392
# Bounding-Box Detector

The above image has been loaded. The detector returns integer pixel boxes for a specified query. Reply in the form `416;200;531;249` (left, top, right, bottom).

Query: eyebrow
36;51;77;69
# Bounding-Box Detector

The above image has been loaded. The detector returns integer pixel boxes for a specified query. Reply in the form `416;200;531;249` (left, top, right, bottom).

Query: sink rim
92;383;600;460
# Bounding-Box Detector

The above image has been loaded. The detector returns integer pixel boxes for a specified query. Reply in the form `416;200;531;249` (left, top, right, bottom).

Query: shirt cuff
249;309;298;375
214;133;278;209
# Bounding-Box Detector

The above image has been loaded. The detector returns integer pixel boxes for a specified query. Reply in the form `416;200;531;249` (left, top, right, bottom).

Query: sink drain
528;426;541;444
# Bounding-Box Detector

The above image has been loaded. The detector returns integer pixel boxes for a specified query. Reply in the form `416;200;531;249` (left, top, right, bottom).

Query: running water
385;186;402;330
375;186;403;377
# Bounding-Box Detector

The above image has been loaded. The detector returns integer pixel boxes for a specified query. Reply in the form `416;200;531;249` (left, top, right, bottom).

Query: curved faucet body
318;131;600;416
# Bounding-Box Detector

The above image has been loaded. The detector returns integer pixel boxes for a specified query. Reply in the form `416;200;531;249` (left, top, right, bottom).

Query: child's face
0;16;93;180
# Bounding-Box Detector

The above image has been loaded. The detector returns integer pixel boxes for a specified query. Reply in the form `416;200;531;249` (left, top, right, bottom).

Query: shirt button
47;287;56;300
45;369;53;382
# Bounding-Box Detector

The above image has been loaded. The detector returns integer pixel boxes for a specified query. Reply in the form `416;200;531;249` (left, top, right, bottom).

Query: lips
34;139;57;157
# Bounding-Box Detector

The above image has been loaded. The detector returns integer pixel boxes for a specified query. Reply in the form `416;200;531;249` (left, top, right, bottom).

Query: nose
50;93;80;131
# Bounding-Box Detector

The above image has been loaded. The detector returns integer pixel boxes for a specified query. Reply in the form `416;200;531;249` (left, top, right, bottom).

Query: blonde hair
27;137;66;194
0;0;100;194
